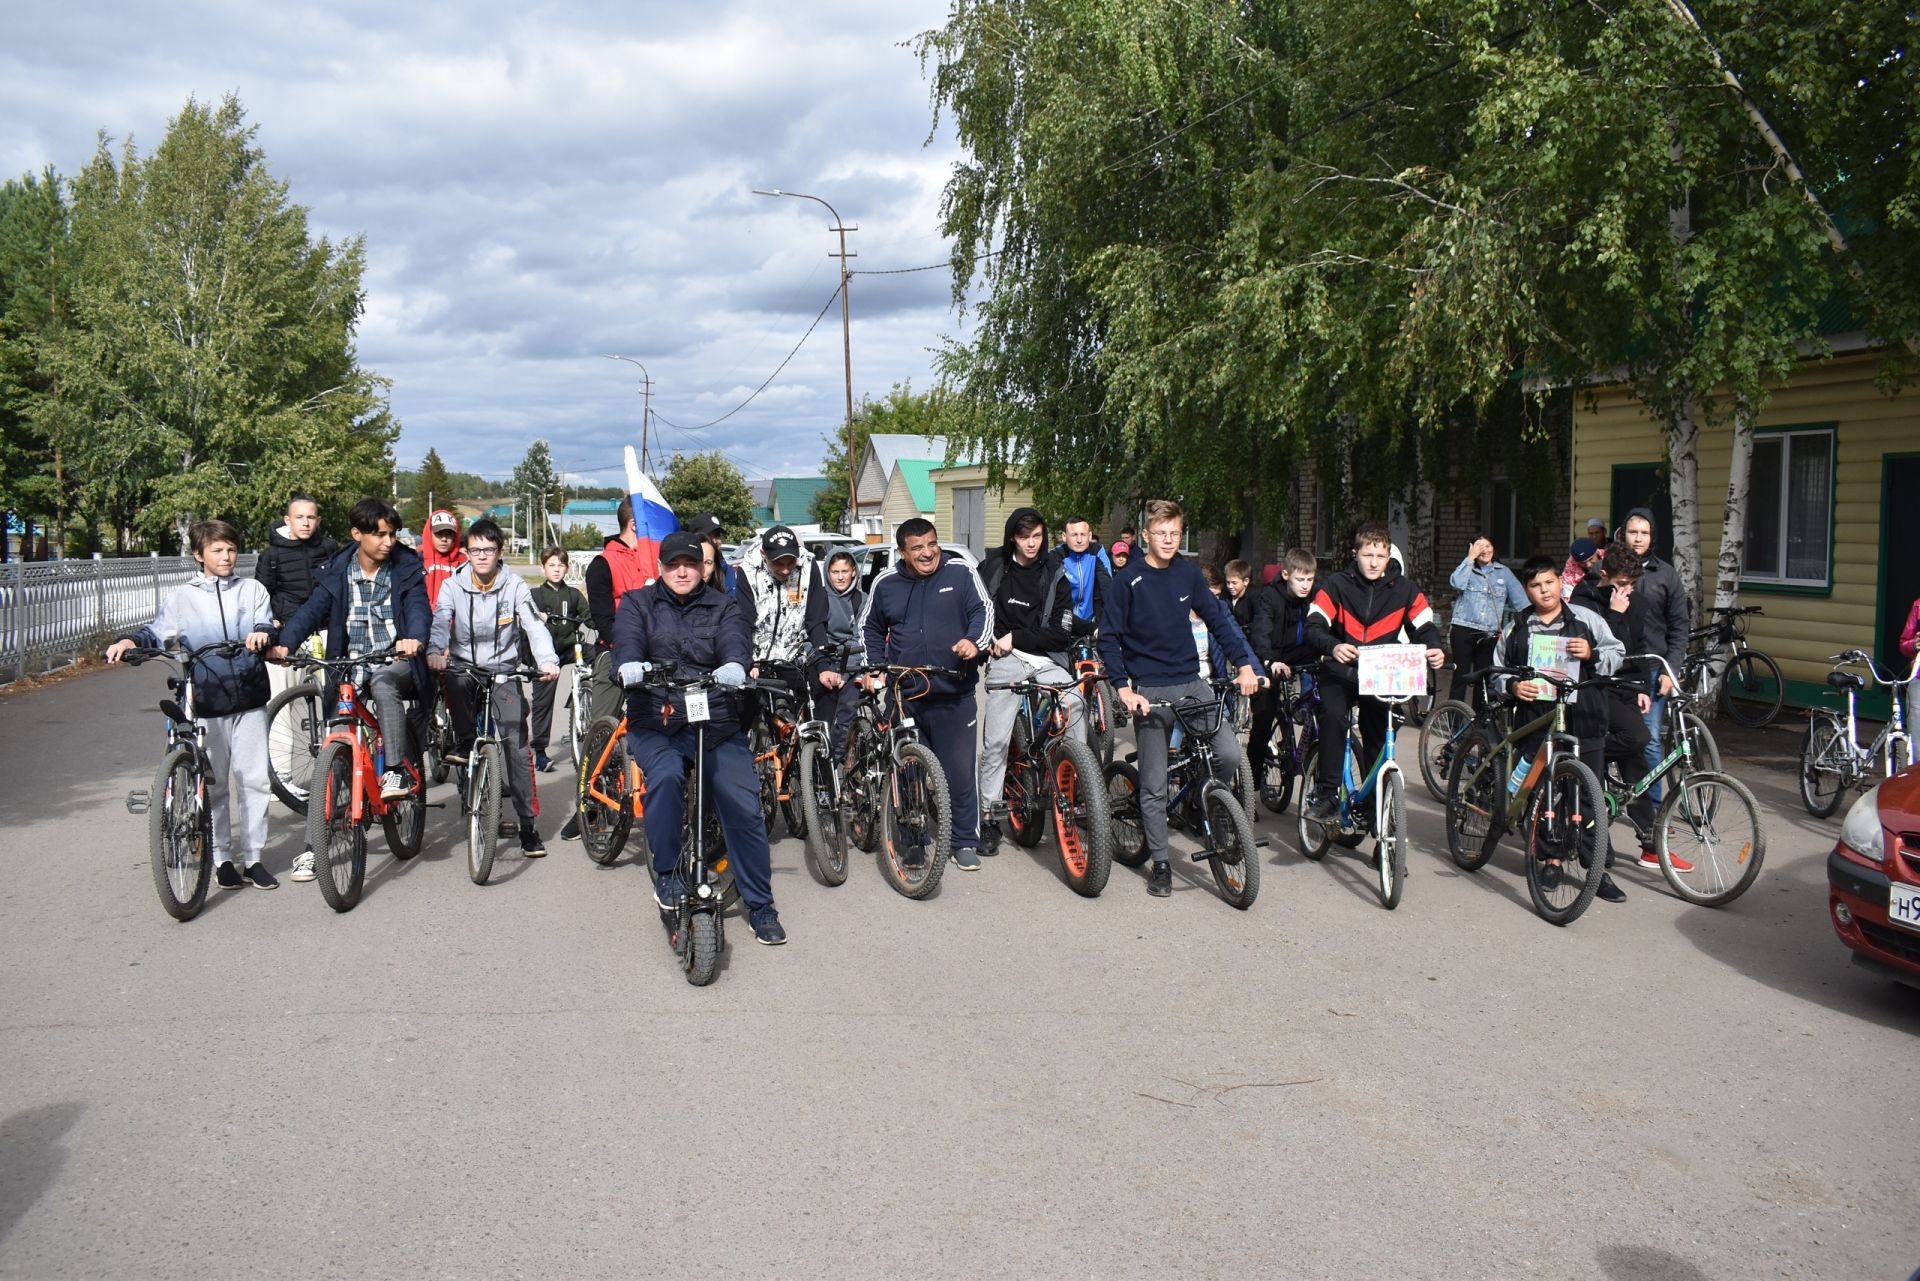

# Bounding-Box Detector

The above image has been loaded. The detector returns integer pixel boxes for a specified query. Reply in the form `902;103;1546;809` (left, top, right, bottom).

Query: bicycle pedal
1254;837;1271;849
421;801;448;809
124;789;151;815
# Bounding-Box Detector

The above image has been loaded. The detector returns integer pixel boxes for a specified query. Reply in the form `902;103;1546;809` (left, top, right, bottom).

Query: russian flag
625;445;676;585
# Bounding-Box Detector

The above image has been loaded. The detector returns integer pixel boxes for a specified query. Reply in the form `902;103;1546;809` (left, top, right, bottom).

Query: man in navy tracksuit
1099;499;1261;897
858;517;995;871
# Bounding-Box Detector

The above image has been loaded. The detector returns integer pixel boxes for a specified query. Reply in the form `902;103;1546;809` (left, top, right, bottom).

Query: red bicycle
1068;637;1120;765
290;649;426;911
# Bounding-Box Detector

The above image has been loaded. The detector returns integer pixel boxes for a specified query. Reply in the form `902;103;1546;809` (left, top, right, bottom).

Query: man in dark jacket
1304;521;1446;820
858;517;995;870
254;493;340;699
529;545;588;771
1247;547;1320;795
613;531;784;945
976;507;1090;854
1622;508;1691;806
270;497;431;803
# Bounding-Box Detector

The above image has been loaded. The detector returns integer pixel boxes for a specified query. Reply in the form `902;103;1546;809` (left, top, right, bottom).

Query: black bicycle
1684;605;1782;729
119;639;254;921
990;675;1113;897
843;664;962;900
439;657;548;885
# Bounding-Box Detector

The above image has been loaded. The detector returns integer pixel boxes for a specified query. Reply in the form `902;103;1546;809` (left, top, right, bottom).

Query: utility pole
754;189;857;535
605;355;656;477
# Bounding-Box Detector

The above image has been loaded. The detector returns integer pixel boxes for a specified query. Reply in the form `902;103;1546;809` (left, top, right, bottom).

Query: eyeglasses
467;546;500;558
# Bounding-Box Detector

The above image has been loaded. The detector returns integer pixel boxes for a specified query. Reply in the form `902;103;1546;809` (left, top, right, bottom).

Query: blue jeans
627;725;774;910
1641;694;1667;807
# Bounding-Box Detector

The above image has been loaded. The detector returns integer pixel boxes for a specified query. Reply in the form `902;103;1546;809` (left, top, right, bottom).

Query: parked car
1827;766;1920;991
838;542;979;592
800;532;866;560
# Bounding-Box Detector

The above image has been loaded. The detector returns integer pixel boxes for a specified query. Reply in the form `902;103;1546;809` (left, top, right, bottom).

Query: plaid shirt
346;560;398;657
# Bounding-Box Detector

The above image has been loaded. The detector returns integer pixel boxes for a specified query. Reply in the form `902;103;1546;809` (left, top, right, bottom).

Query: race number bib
1356;643;1429;698
683;690;711;724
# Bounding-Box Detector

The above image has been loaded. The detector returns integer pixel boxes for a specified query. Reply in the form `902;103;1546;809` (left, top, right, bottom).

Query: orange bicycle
577;711;648;866
1068;637;1120;765
291;648;426;912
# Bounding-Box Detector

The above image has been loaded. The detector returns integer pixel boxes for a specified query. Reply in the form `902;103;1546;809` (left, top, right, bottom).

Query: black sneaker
749;904;787;945
1147;861;1172;897
653;873;685;911
900;842;927;869
1305;787;1338;822
244;863;279;890
519;825;546;857
559;814;582;842
1596;874;1626;903
951;847;982;872
534;753;553;773
978;820;1002;857
216;862;244;890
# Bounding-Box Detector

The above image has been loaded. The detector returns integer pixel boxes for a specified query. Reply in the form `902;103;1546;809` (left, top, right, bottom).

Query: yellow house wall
880;470;930;540
931;464;1037;549
1570;353;1918;702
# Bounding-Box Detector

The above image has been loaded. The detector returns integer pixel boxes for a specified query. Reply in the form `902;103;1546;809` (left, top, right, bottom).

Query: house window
1744;427;1833;587
1486;480;1520;557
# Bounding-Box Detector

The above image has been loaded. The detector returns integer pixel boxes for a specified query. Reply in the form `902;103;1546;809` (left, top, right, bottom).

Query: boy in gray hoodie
426;519;560;853
107;519;279;890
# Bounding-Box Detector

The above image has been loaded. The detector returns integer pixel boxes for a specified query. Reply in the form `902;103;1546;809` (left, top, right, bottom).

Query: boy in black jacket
1304;522;1446;820
1247;547;1320;794
529;545;588;771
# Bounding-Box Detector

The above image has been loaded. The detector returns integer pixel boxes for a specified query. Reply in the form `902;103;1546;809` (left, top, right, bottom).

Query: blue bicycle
1296;686;1417;910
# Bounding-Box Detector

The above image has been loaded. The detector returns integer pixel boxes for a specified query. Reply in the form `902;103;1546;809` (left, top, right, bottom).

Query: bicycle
289;648;426;912
118;639;254;921
1600;654;1766;906
1416;669;1509;803
748;647;848;847
630;663;780;987
562;643;594;768
842;664;961;899
438;656;548;885
576;710;646;866
1296;655;1424;911
991;675;1114;897
1683;605;1783;728
1441;666;1612;925
1067;637;1120;766
1256;665;1321;816
1105;677;1262;909
1800;649;1916;818
779;643;857;887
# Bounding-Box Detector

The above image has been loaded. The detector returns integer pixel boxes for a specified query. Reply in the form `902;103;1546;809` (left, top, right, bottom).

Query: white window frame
1743;427;1834;589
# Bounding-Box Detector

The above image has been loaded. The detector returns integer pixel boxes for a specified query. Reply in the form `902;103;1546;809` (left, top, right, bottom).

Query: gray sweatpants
203;706;272;866
1132;678;1243;867
978;653;1082;808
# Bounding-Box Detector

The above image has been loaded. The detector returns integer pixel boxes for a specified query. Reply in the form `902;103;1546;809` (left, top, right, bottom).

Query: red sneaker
1639;848;1695;874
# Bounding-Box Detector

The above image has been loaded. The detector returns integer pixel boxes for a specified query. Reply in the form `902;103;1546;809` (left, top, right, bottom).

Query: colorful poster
1527;633;1582;702
1357;643;1428;698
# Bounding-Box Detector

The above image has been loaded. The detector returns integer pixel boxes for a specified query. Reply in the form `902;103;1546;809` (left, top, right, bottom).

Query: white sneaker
290;850;317;882
379;771;409;800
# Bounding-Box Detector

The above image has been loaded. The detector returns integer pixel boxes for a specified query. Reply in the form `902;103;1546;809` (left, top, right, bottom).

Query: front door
1880;454;1920;678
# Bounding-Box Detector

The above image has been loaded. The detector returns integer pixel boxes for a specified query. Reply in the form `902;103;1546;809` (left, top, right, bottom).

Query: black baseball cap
684;512;723;538
659;531;705;566
761;525;800;561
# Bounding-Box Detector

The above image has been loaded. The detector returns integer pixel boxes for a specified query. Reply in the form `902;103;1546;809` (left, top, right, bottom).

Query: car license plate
1890;882;1920;933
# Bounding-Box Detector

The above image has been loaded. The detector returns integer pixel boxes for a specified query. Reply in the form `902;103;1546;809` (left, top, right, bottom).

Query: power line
653;283;844;434
851;249;1004;276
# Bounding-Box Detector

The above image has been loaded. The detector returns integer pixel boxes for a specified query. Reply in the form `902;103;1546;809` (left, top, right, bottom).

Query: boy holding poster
1498;555;1629;900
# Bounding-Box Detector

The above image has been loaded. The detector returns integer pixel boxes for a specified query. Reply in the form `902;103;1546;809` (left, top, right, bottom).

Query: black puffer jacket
612;579;754;738
254;524;342;625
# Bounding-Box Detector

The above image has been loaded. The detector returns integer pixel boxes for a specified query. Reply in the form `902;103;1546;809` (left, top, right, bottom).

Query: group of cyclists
108;482;1704;942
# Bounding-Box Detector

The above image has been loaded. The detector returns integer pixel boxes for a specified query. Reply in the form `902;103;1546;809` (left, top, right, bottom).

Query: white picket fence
0;554;258;682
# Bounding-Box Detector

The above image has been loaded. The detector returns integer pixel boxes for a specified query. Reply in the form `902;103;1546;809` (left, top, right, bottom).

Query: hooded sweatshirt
978;507;1081;660
805;570;866;668
123;573;275;717
429;563;558;673
255;523;342;624
420;516;468;609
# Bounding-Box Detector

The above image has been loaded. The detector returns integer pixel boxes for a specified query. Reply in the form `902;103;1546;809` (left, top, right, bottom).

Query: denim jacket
1447;556;1528;635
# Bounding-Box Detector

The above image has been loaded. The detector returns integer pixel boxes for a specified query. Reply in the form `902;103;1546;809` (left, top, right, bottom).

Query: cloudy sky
0;1;969;492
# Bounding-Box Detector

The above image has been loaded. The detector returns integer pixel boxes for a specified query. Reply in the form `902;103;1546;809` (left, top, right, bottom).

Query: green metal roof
771;477;830;522
892;459;937;512
562;500;620;515
752;505;774;527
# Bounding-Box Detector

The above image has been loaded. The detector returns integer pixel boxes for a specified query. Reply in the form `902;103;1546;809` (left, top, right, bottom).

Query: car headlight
1839;784;1886;863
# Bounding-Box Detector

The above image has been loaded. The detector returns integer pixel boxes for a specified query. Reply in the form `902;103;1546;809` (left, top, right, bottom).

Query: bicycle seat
1827;670;1866;692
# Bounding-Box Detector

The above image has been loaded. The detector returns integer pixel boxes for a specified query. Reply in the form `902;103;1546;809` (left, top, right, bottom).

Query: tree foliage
0;93;396;554
404;448;454;533
661;450;755;541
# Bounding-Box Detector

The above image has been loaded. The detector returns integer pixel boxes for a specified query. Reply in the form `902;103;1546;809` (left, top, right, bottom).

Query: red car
1828;767;1920;991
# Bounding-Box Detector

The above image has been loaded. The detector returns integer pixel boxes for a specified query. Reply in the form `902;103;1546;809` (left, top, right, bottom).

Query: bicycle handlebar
435;656;550;683
1827;650;1912;687
117;639;253;670
286;646;405;673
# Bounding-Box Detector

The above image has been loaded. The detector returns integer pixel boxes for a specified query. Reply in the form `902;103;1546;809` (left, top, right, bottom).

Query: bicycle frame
1811;652;1912;783
582;714;646;821
1330;694;1416;834
318;679;402;828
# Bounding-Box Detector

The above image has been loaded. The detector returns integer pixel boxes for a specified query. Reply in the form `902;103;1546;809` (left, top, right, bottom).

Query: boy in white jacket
106;520;279;889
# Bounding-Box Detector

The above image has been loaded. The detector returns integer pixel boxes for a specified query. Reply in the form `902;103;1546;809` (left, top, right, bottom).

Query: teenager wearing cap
1560;536;1604;600
613;530;786;945
421;509;467;609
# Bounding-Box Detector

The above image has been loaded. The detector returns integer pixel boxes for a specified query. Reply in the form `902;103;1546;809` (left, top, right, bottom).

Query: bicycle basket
1171;694;1225;740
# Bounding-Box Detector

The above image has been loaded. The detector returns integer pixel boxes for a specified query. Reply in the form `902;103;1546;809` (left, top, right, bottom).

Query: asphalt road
0;667;1915;1280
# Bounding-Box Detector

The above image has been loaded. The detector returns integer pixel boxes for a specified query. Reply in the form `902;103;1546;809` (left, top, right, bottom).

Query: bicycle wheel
750;722;779;831
1051;736;1112;897
1720;648;1784;728
1443;729;1503;872
426;702;453;786
1893;735;1914;776
1104;761;1148;868
148;747;211;921
1656;771;1765;906
1799;716;1846;818
1418;699;1473;804
1089;679;1117;766
381;766;424;860
306;741;365;912
1296;745;1331;861
265;683;324;816
567;677;587;769
467;743;504;885
879;741;951;899
1524;755;1607;926
1004;717;1047;848
578;717;633;864
1234;755;1258;824
1374;768;1408;910
1670;710;1720;774
844;713;882;854
798;739;848;886
685;910;721;987
1201;782;1259;910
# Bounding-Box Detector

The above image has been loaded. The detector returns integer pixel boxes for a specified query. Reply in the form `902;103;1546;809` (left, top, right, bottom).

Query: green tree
43;94;395;550
0;168;73;558
404;447;454;533
511;438;565;545
661;450;754;541
809;380;948;530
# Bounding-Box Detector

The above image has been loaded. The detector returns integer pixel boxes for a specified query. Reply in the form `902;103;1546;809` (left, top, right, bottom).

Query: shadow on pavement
1595;1243;1712;1281
0;1101;82;1245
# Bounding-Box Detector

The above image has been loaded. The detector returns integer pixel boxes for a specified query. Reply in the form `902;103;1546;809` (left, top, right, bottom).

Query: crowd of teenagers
106;485;1756;936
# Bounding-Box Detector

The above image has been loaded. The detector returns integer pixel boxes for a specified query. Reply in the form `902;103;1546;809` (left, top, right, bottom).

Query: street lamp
753;188;858;537
604;354;655;477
